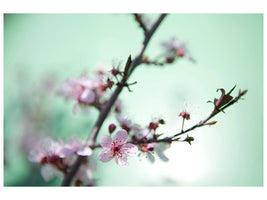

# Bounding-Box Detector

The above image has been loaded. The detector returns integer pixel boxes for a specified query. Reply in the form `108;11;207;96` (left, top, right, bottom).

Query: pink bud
148;122;159;131
176;49;184;57
109;124;116;134
142;57;149;63
166;57;174;63
179;111;190;120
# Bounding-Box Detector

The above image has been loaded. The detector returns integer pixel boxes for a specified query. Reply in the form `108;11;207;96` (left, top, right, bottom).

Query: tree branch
61;14;167;186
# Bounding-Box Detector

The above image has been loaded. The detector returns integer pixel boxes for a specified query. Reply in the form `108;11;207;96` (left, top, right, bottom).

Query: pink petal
146;152;155;163
58;147;75;158
121;143;138;156
98;149;114;162
115;156;129;168
77;147;93;156
114;129;128;145
100;135;112;148
80;89;95;103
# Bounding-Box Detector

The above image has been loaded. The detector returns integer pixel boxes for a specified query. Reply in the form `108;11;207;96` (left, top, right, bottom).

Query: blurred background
4;14;263;186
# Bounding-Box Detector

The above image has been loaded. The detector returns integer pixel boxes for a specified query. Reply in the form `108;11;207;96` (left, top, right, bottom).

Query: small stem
181;118;185;133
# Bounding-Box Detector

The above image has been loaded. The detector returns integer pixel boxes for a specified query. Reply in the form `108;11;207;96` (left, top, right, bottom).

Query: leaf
203;121;217;126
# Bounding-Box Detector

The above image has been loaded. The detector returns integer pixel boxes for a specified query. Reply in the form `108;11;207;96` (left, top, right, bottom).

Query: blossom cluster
28;137;94;186
58;69;119;114
111;114;171;163
161;38;195;63
28;62;195;184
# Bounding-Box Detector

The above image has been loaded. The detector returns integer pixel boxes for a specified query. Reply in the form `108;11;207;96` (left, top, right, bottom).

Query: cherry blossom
116;114;141;133
179;102;192;120
98;129;138;167
58;70;114;114
29;137;93;182
162;38;194;62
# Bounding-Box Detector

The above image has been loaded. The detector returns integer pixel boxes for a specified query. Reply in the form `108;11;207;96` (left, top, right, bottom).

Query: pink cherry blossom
179;101;192;120
98;129;138;167
162;38;194;62
59;76;96;103
58;72;113;114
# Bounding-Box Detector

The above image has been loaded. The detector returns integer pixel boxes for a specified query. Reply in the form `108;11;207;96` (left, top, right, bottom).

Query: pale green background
4;14;263;186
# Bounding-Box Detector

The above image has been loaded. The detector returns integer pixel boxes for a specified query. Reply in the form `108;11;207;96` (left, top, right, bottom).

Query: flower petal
77;147;93;156
41;165;62;182
146;152;155;163
155;143;170;162
80;89;95;104
114;129;128;145
121;143;138;156
58;146;76;158
100;135;112;148
115;156;129;168
98;149;113;162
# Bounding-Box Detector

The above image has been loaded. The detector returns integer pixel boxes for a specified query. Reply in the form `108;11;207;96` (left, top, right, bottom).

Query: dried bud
208;85;236;110
111;68;121;76
184;135;194;145
106;78;114;89
158;119;165;124
108;124;116;134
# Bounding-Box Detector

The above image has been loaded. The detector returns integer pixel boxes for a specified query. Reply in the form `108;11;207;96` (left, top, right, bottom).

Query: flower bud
108;124;116;134
166;57;174;63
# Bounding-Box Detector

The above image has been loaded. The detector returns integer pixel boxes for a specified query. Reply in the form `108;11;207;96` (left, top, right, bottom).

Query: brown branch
61;14;167;186
134;14;148;34
171;88;248;139
89;89;247;151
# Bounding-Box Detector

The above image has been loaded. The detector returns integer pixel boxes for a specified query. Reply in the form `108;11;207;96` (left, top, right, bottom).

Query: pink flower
116;114;141;133
116;114;133;132
179;102;192;120
59;77;96;104
98;129;138;167
28;137;93;182
162;38;194;62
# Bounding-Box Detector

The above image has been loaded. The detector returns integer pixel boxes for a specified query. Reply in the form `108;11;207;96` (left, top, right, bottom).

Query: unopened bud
108;124;116;134
142;56;149;63
176;49;185;57
148;122;159;131
166;57;174;63
158;119;165;124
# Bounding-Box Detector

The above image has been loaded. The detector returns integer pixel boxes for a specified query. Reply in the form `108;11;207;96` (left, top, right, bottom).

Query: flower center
114;146;120;153
111;143;124;158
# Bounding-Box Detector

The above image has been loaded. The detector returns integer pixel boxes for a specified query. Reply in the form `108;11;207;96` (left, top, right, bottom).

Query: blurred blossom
162;38;194;62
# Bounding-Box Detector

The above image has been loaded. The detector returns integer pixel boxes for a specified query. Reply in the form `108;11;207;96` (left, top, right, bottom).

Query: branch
172;87;248;139
61;14;167;186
